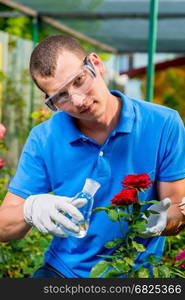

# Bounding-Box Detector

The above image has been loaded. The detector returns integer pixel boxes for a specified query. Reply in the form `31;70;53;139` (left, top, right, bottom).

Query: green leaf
148;255;160;265
137;268;150;278
127;232;137;239
132;241;145;252
153;265;171;278
141;210;150;218
89;260;110;278
104;238;122;249
140;200;160;206
108;209;118;222
152;267;159;278
148;210;160;215
97;255;114;259
131;223;146;232
113;260;131;272
119;212;130;218
124;257;135;266
174;257;185;266
115;245;129;253
170;267;185;278
104;269;123;278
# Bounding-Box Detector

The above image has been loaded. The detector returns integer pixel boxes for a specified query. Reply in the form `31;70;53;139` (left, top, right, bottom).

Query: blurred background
0;0;185;278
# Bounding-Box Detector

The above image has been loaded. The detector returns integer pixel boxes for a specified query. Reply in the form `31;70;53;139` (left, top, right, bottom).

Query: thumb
160;197;171;210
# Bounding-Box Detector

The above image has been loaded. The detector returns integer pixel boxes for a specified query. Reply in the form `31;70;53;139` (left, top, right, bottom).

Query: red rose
0;123;6;140
122;173;153;190
111;189;138;205
0;159;5;169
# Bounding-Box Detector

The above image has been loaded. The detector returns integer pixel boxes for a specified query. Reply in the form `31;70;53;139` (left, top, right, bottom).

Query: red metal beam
120;56;185;78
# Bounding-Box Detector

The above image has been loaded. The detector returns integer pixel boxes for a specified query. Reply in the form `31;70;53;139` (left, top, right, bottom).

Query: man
0;35;185;278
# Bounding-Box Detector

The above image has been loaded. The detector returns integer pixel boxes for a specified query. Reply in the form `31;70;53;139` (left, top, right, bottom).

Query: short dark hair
29;34;87;83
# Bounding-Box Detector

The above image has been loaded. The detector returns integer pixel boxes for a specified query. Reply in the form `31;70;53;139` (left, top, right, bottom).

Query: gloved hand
23;193;87;237
140;198;171;238
178;197;185;215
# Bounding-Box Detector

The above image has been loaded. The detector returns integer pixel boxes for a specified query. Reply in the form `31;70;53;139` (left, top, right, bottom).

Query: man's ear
89;53;105;76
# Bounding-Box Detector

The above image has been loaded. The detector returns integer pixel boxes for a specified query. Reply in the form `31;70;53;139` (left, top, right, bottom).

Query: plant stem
126;206;130;218
117;208;125;238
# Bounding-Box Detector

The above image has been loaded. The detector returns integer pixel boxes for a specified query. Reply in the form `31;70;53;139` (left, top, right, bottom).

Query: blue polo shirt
9;91;185;278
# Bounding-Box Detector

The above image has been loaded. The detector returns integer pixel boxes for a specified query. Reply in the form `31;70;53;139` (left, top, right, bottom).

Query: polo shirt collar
111;90;135;134
62;90;135;143
62;113;82;143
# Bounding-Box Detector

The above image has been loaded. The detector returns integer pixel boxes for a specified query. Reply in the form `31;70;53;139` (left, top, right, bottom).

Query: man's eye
58;91;68;98
53;91;69;103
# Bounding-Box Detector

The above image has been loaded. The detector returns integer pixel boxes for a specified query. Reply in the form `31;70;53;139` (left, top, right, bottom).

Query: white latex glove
178;197;185;215
140;198;171;237
23;193;87;237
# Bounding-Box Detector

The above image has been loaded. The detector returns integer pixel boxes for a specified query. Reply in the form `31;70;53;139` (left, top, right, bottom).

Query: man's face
35;51;108;121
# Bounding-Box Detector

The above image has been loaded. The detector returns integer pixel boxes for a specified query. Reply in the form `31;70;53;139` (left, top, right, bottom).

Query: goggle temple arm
84;55;96;78
44;93;57;111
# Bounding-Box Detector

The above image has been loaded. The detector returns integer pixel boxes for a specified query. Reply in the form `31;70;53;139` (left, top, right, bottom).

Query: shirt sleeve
156;111;185;181
8;128;52;198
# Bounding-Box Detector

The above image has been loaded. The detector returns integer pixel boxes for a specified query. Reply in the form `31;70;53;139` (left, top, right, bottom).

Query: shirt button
99;151;104;156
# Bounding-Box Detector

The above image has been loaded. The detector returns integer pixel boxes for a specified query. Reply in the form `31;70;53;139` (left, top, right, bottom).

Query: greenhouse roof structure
0;0;185;54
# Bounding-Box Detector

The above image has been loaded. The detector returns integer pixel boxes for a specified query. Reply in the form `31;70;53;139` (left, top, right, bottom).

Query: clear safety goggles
45;55;96;111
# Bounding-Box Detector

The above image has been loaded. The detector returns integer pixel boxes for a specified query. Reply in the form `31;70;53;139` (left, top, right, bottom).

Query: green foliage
0;5;32;40
89;260;110;278
31;108;52;126
141;67;185;123
0;107;52;278
90;199;185;278
107;209;118;222
0;230;52;278
4;17;32;40
162;70;185;121
1;70;29;140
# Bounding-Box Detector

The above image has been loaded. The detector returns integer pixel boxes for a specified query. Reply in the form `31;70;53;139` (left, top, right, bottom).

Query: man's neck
76;95;122;144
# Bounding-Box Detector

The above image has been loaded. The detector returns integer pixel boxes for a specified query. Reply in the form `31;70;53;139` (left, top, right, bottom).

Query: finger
147;224;164;235
148;198;171;213
32;214;49;234
47;222;68;237
148;204;161;213
43;215;68;237
146;215;159;227
160;198;171;209
51;211;80;234
56;196;87;208
72;198;87;208
178;197;185;207
39;218;54;234
59;196;73;203
55;200;84;221
180;207;185;215
35;223;49;234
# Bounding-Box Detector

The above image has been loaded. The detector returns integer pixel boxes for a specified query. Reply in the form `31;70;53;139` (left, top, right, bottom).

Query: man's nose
70;93;85;106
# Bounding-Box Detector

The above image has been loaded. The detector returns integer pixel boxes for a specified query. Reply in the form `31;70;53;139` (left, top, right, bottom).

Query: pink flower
0;159;5;169
175;249;185;268
0;123;6;139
